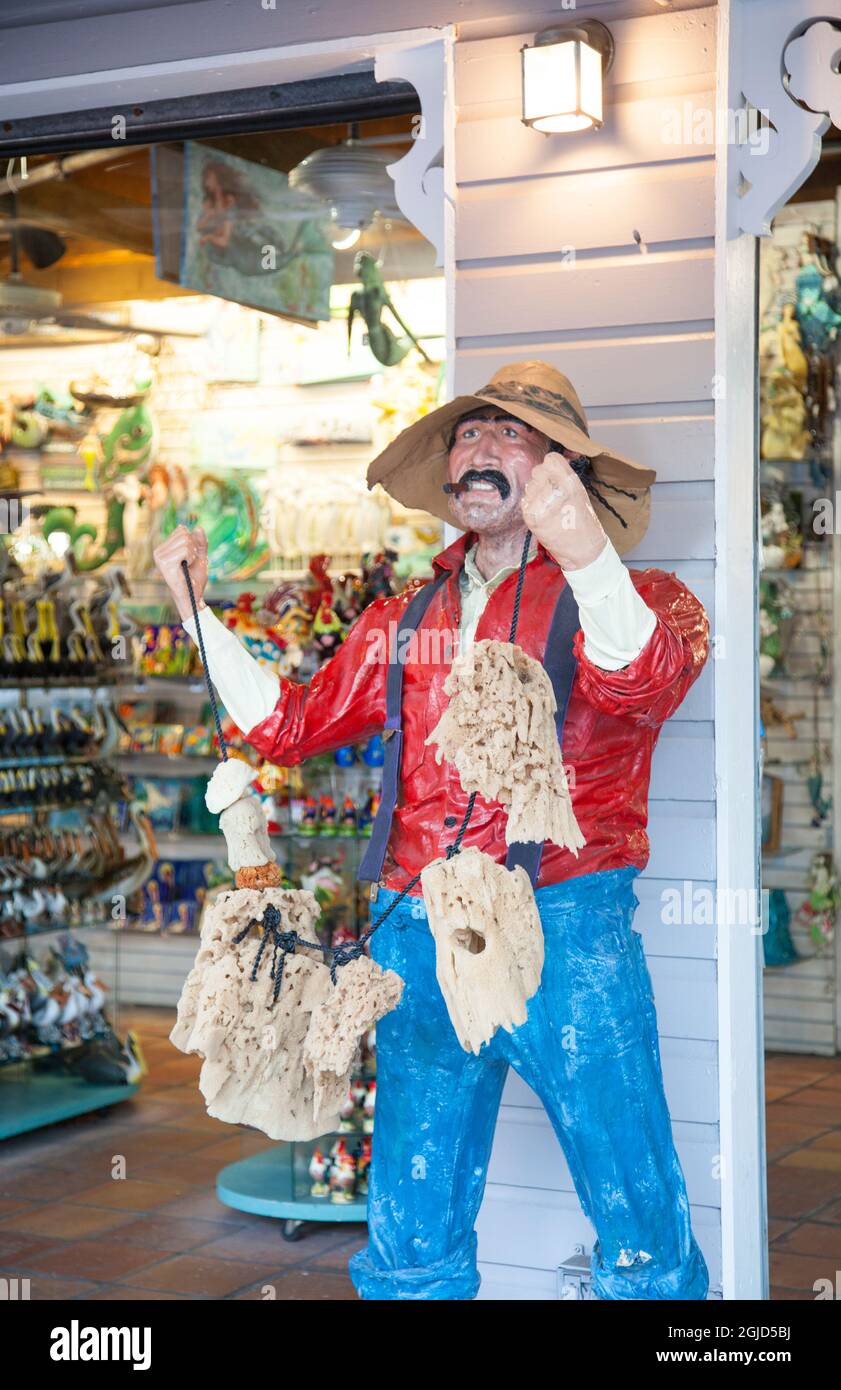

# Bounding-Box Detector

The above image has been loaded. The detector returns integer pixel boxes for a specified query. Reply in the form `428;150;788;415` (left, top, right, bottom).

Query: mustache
442;468;512;500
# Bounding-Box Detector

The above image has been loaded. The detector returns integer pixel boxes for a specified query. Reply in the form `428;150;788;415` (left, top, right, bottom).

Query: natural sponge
420;845;544;1055
426;638;585;853
170;886;403;1140
304;956;403;1122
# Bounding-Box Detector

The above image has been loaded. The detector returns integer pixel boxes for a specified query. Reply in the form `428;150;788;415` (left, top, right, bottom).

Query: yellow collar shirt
457;538;656;671
457;540;538;652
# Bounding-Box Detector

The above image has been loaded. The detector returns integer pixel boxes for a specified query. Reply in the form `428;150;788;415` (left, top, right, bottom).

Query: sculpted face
446;405;553;535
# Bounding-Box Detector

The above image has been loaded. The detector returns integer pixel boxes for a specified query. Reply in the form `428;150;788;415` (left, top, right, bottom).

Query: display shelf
119;677;209;698
126;576;278;605
216;1146;367;1236
0;919;114;941
119;829;372;857
0;752;105;769
0;796;122;817
0;674;121;690
0;1067;138;1139
115;753;219;776
0;660;139;1124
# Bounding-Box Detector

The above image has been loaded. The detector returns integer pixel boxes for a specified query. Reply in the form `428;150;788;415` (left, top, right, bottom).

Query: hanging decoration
796;851;840;955
758;577;795;679
348;251;432;366
763;888;799;968
152;142;334;324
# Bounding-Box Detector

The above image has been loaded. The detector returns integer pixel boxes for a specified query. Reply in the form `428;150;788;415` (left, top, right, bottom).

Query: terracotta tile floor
766;1052;841;1299
2;1009;839;1299
0;1007;365;1300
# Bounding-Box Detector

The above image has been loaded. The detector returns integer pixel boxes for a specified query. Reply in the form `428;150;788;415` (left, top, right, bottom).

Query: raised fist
153;525;209;623
521;451;607;571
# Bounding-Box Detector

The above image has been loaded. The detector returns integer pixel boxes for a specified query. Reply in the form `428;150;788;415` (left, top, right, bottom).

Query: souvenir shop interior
0;110;446;1275
758;124;841;1202
759;140;841;1049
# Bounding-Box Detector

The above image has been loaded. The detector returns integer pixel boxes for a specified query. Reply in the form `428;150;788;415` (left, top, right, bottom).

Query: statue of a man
155;360;710;1301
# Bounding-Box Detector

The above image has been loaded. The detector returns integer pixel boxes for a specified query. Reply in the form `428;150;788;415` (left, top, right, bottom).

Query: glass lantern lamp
521;21;615;134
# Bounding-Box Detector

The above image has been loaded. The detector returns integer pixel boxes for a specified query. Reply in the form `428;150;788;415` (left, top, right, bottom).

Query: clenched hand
521;452;607;571
153;525;209;623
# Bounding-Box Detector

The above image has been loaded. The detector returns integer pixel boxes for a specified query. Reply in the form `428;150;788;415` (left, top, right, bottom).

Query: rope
568;456;632;529
187;531;535;994
508;529;532;643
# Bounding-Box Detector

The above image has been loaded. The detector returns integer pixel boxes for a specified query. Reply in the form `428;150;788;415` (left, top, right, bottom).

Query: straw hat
366;360;656;555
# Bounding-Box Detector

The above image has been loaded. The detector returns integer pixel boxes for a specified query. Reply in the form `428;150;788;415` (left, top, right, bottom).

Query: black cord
508;529;532;644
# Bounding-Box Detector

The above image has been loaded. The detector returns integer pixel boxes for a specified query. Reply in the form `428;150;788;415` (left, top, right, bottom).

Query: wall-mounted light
521;21;615;134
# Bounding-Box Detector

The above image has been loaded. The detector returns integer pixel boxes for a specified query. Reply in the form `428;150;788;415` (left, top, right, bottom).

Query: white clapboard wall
451;6;721;1298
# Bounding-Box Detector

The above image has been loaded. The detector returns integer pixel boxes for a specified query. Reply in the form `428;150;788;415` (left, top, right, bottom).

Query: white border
715;0;768;1303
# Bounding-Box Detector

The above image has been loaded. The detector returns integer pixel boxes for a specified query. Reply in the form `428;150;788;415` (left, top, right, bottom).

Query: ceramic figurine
356;1136;373;1194
305;554;333;616
361;735;384;769
309;1146;331;1197
761;367;811;461
361;549;397;605
318;794;338;836
312;595;344;660
338;1085;358;1133
299;795;319;836
797;851;840;953
350;1075;367;1109
329;1140;358;1204
363;1080;376;1134
338;795;357;836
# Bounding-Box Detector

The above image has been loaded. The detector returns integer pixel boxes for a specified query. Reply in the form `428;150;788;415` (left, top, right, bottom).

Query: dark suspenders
356;565;580;889
356;569;450;885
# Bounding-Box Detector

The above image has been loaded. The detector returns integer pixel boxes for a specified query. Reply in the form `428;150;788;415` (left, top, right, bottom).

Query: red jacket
245;533;709;892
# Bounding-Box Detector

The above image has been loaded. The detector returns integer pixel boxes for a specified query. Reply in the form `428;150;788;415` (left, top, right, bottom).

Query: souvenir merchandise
125;858;232;936
0;930;144;1088
0;562;135;682
760;478;803;571
40;390;156;571
796;851;840;954
757;206;841;1072
763;888;799;968
137;622;197;678
160;471;269;581
348;252;433;367
0;131;459;1278
759;579;796;679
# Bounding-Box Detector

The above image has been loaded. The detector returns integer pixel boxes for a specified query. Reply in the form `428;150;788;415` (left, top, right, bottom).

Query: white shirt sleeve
181;605;280;734
562;539;657;671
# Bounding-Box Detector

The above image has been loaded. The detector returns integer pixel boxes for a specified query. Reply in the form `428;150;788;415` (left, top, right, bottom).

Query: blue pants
349;866;709;1301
